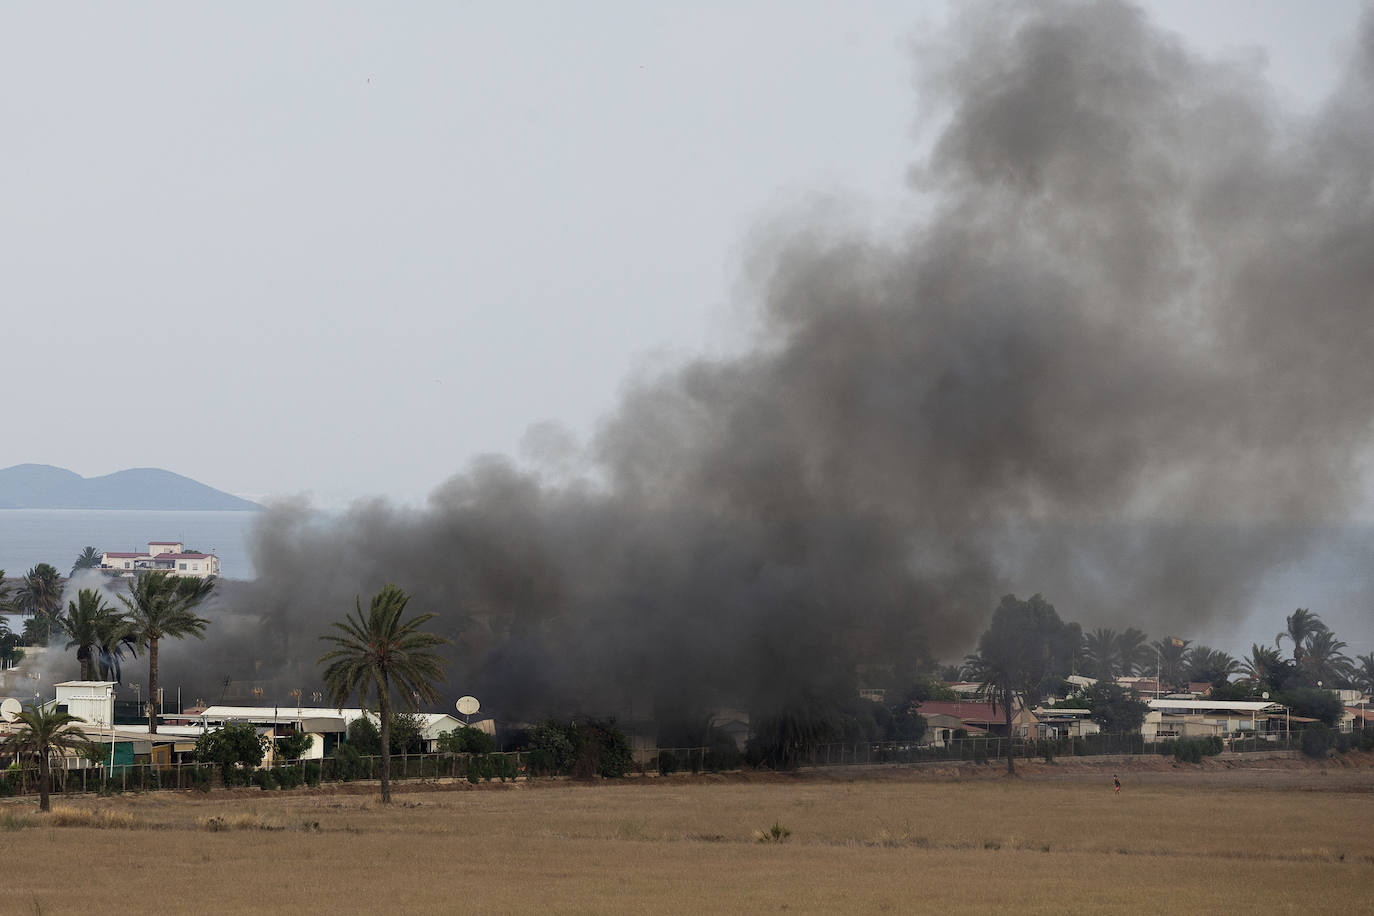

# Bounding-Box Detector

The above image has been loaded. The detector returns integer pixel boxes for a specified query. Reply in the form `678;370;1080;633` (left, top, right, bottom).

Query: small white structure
101;541;220;578
54;680;117;729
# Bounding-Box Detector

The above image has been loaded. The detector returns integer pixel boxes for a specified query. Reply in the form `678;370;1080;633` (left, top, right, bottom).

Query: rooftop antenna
456;695;480;725
0;698;20;723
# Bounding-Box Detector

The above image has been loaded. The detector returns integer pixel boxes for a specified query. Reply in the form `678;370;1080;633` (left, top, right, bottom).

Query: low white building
1143;699;1281;740
101;540;221;578
54;680;117;729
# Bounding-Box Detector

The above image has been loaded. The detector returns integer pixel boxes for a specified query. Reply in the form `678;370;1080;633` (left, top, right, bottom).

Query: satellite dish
0;698;20;723
1262;692;1270;700
456;696;480;716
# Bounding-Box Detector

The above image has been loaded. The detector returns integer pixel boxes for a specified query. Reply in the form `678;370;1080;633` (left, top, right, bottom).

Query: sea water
0;509;260;581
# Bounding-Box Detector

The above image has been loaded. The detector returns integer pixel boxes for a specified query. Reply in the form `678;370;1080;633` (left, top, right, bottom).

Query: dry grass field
1;753;1371;914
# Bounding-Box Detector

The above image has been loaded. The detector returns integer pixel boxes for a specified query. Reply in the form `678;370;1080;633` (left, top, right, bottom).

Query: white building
100;540;221;578
54;680;117;729
1142;699;1281;740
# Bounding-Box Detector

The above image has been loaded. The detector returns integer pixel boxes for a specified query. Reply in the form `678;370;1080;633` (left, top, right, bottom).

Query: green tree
1183;646;1240;687
1150;638;1191;689
70;547;102;576
15;563;64;641
438;726;496;755
1083;683;1149;733
1298;630;1354;688
1115;627;1153;676
1276;608;1327;665
119;571;214;734
194;721;268;784
1082;628;1122;681
964;594;1080;774
1278;687;1343;727
1354;653;1374;694
318;584;449;803
388;710;427;754
57;588;126;681
344;715;382;755
275;731;313;761
93;609;138;683
1241;644;1288;688
0;703;92;811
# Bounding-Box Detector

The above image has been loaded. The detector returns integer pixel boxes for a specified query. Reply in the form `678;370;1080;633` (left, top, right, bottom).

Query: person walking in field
1113;774;1121;795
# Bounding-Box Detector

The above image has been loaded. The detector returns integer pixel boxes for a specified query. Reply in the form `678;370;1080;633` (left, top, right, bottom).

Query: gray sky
1;1;1364;507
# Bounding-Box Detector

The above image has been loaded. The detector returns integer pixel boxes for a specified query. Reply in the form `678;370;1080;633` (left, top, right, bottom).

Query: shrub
330;743;366;782
1301;726;1332;759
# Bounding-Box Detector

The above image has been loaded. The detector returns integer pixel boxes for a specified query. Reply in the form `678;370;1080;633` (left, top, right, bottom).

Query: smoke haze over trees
146;1;1374;723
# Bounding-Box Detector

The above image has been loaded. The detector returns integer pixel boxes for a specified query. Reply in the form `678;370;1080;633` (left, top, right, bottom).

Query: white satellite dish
0;698;21;723
456;696;480;716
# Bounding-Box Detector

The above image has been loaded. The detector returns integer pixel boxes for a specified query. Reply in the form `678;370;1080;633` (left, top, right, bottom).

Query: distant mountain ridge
0;464;261;510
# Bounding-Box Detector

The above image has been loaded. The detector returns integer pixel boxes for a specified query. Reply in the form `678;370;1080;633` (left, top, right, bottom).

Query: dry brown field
1;752;1371;914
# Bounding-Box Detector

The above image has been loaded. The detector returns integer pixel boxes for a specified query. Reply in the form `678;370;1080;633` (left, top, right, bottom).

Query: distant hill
0;464;261;510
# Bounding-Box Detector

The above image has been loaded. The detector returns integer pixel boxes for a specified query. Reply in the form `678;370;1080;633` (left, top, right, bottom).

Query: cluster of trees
1;559;215;732
958;596;1372;773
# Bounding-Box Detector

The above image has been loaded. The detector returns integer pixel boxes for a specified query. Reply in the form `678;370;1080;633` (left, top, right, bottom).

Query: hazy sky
2;1;1364;507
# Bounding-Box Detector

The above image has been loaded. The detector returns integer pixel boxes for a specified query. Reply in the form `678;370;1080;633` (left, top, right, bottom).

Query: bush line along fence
3;728;1369;800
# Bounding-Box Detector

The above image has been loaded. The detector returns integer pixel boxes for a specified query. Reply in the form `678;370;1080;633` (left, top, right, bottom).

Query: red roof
154;552;214;560
915;701;1019;724
103;552;147;558
149;541;181;545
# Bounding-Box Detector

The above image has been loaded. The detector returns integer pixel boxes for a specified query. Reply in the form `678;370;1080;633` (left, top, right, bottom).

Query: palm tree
1115;628;1153;676
70;547;102;577
1183;646;1240;687
119;572;213;734
1082;628;1122;681
1354;653;1374;695
1241;644;1285;686
1151;638;1191;689
319;585;449;802
15;563;64;640
1299;630;1354;688
57;589;126;681
1;703;92;811
1276;608;1327;665
94;612;138;683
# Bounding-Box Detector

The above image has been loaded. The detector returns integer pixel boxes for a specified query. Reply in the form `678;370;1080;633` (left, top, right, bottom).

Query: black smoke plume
157;1;1374;723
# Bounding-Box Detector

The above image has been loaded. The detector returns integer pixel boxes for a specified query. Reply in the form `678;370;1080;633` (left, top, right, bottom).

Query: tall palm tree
1242;644;1285;686
1299;630;1354;688
1082;628;1121;681
119;572;213;734
1183;646;1240;686
1;703;92;811
58;589;118;680
1276;608;1327;665
1354;653;1374;695
1151;638;1191;689
1115;628;1153;677
15;563;64;640
319;585;449;803
94;612;138;683
70;547;102;577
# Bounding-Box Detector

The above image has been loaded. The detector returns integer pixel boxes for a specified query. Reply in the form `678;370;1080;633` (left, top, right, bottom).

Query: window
193;564;199;571
123;562;131;569
179;563;187;570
